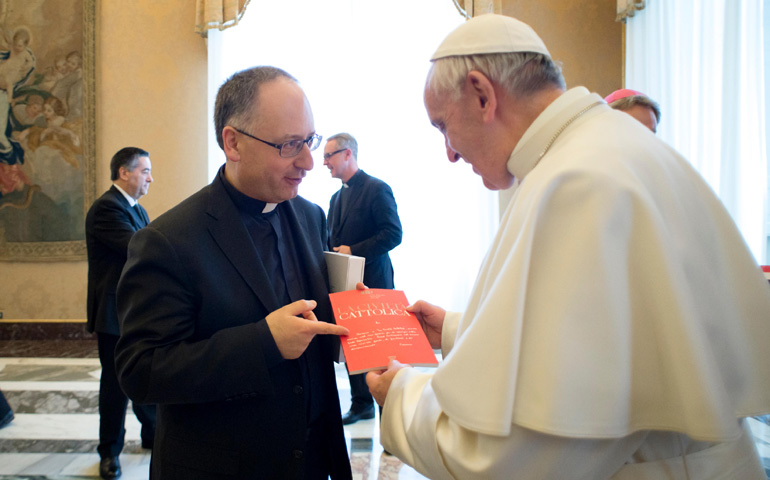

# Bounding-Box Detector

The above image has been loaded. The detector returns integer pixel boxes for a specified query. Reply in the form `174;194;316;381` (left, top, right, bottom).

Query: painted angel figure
0;25;35;166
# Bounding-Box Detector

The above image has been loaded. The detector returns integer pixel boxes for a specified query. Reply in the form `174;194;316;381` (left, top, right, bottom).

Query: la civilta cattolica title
335;303;411;321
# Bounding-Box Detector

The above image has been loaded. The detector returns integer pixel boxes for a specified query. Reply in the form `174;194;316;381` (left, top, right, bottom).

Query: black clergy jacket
328;170;402;289
115;169;351;479
85;185;149;335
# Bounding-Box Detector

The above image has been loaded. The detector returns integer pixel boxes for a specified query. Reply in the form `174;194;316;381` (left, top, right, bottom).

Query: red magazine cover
329;289;439;374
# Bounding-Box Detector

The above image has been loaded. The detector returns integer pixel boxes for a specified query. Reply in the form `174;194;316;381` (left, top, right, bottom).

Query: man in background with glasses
323;133;402;426
114;66;353;479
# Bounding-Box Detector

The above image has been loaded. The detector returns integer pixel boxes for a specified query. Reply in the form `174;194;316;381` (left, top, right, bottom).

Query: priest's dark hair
214;66;297;150
110;147;149;181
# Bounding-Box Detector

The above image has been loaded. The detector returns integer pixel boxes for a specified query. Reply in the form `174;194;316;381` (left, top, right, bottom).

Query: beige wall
503;0;623;96
0;0;207;320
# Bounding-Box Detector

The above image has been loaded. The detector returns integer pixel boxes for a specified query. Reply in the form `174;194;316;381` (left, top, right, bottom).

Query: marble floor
1;342;769;479
0;340;427;480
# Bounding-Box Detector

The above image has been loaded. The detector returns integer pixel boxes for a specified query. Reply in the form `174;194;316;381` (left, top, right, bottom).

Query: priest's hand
366;358;408;406
333;245;352;255
266;299;349;359
407;300;445;349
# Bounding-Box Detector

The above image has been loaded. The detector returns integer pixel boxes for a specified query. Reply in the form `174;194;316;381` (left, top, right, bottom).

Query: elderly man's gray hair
426;52;565;102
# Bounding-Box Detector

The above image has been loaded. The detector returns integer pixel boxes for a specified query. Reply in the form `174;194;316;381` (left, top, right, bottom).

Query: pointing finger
307;321;349;337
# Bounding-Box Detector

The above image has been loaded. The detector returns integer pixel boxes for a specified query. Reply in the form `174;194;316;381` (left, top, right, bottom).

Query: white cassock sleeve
380;366;648;480
439;311;460;357
381;311;646;479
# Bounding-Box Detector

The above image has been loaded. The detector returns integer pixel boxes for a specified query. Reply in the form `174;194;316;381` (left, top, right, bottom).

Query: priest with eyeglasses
115;66;353;480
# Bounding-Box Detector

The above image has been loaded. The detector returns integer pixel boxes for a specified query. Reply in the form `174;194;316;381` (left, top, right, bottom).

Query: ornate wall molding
616;0;646;22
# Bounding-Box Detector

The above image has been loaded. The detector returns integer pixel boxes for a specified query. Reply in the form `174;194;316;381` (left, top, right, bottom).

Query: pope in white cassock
366;14;770;480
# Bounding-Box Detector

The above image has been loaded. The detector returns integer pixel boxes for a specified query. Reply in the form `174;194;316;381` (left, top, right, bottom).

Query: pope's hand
366;359;408;406
407;300;445;349
266;300;349;359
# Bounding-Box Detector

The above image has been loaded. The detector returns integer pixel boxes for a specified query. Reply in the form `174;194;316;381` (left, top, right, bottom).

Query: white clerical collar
262;203;277;213
113;183;137;207
507;87;605;182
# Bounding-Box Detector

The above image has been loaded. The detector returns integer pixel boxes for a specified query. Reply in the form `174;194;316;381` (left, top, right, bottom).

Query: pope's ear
467;71;497;124
222;126;241;161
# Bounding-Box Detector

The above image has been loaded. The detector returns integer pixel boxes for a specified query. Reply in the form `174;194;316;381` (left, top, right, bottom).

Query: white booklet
324;251;365;293
324;251;365;363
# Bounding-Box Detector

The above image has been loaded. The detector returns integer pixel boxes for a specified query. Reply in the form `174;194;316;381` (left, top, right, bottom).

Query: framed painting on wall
0;0;95;261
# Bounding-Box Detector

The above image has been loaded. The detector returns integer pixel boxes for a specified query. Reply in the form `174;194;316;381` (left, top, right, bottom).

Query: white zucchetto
431;14;551;61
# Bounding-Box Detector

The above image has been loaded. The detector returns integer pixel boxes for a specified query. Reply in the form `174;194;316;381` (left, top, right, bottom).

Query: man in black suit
0;389;13;429
324;133;402;425
85;147;156;479
115;67;353;479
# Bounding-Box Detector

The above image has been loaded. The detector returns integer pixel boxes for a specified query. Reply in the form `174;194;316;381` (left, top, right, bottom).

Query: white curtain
625;0;769;263
206;0;499;311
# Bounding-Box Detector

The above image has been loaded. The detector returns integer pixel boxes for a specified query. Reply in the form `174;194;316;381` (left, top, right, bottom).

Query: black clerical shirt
218;169;316;419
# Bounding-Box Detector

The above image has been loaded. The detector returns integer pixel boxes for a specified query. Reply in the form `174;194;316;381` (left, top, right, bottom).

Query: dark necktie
133;204;148;227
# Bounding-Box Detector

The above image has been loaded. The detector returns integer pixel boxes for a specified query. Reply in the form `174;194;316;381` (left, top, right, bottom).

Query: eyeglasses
231;127;322;158
323;148;348;160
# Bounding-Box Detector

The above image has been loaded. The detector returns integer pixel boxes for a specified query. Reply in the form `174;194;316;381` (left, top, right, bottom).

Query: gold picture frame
0;0;95;261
